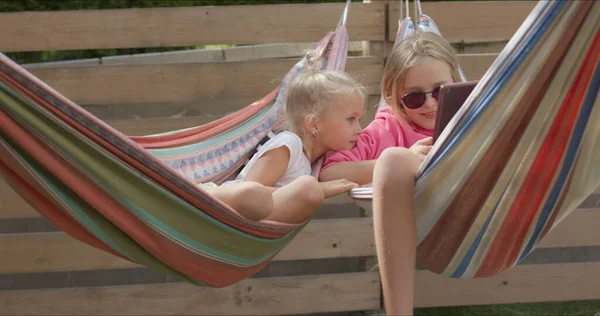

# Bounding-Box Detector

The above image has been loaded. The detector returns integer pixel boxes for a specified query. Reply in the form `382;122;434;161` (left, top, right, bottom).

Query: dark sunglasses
400;86;441;109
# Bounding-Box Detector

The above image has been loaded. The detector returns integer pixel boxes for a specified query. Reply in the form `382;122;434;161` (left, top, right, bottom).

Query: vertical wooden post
359;207;378;270
362;0;386;58
361;0;384;285
361;0;388;123
360;204;381;312
357;0;383;282
362;0;372;56
361;4;387;312
358;0;382;289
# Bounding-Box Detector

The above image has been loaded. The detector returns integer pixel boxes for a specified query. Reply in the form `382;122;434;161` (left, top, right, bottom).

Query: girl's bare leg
372;147;421;315
267;175;324;224
208;182;274;221
209;176;323;223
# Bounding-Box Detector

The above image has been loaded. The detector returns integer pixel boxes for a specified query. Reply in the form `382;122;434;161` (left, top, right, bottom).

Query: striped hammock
351;0;600;278
0;1;352;288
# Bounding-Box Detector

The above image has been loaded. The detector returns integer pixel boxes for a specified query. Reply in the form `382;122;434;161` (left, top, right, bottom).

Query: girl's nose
353;121;362;134
423;93;438;109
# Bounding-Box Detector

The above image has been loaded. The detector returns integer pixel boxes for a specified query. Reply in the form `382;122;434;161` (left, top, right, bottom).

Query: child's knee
295;175;325;208
241;182;272;200
379;147;414;164
375;148;419;183
287;176;324;220
237;182;273;221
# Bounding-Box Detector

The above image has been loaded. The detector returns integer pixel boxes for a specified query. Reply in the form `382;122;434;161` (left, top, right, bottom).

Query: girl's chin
415;119;436;130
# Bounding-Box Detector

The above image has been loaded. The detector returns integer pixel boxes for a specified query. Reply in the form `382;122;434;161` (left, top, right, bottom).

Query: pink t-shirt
322;108;433;169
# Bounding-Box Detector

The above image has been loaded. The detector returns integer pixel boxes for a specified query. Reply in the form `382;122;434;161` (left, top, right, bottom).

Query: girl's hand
319;160;377;186
320;179;360;198
409;137;433;161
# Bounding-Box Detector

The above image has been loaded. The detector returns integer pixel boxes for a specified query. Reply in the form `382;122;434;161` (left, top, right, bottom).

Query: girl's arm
319;179;360;198
319;160;376;185
243;146;289;187
321;137;431;185
246;146;361;196
319;117;397;185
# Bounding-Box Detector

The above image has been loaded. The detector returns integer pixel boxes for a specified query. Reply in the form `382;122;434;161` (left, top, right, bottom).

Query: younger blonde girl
209;51;365;224
319;31;463;314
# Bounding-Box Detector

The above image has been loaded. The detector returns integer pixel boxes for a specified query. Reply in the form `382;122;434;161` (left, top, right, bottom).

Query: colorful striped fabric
0;2;352;287
352;0;600;278
376;0;467;111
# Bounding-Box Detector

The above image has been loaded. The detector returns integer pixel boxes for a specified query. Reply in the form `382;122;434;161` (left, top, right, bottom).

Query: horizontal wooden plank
110;100;378;135
3;262;600;314
537;209;600;249
454;40;509;54
2;209;600;275
92;105;377;133
22;54;495;106
82;98;264;121
22;58;102;69
76;93;381;124
0;272;380;315
0;217;374;274
415;262;600;308
23;42;366;69
60;42;366;67
24;57;384;105
0;179;39;219
0;3;385;52
389;1;537;44
456;53;497;80
222;42;365;62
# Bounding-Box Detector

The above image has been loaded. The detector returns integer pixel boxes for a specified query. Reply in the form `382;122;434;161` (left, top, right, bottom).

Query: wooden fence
1;1;600;314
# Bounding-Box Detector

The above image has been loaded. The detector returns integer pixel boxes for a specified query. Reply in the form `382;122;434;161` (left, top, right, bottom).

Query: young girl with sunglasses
319;31;463;314
206;51;364;224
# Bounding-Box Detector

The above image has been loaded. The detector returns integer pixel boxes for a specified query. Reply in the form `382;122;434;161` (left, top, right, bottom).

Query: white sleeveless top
234;132;311;187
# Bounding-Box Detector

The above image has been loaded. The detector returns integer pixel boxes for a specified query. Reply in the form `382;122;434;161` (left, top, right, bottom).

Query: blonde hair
284;51;366;141
382;31;461;122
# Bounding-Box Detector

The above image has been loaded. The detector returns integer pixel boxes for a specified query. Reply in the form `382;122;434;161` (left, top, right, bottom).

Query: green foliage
7;46;200;65
416;300;600;315
1;0;362;64
0;0;361;13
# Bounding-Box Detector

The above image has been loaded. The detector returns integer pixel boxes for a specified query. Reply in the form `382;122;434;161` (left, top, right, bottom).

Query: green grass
344;301;600;316
416;301;600;316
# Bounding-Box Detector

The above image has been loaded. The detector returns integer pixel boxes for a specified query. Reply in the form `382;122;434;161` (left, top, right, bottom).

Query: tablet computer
434;81;478;142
